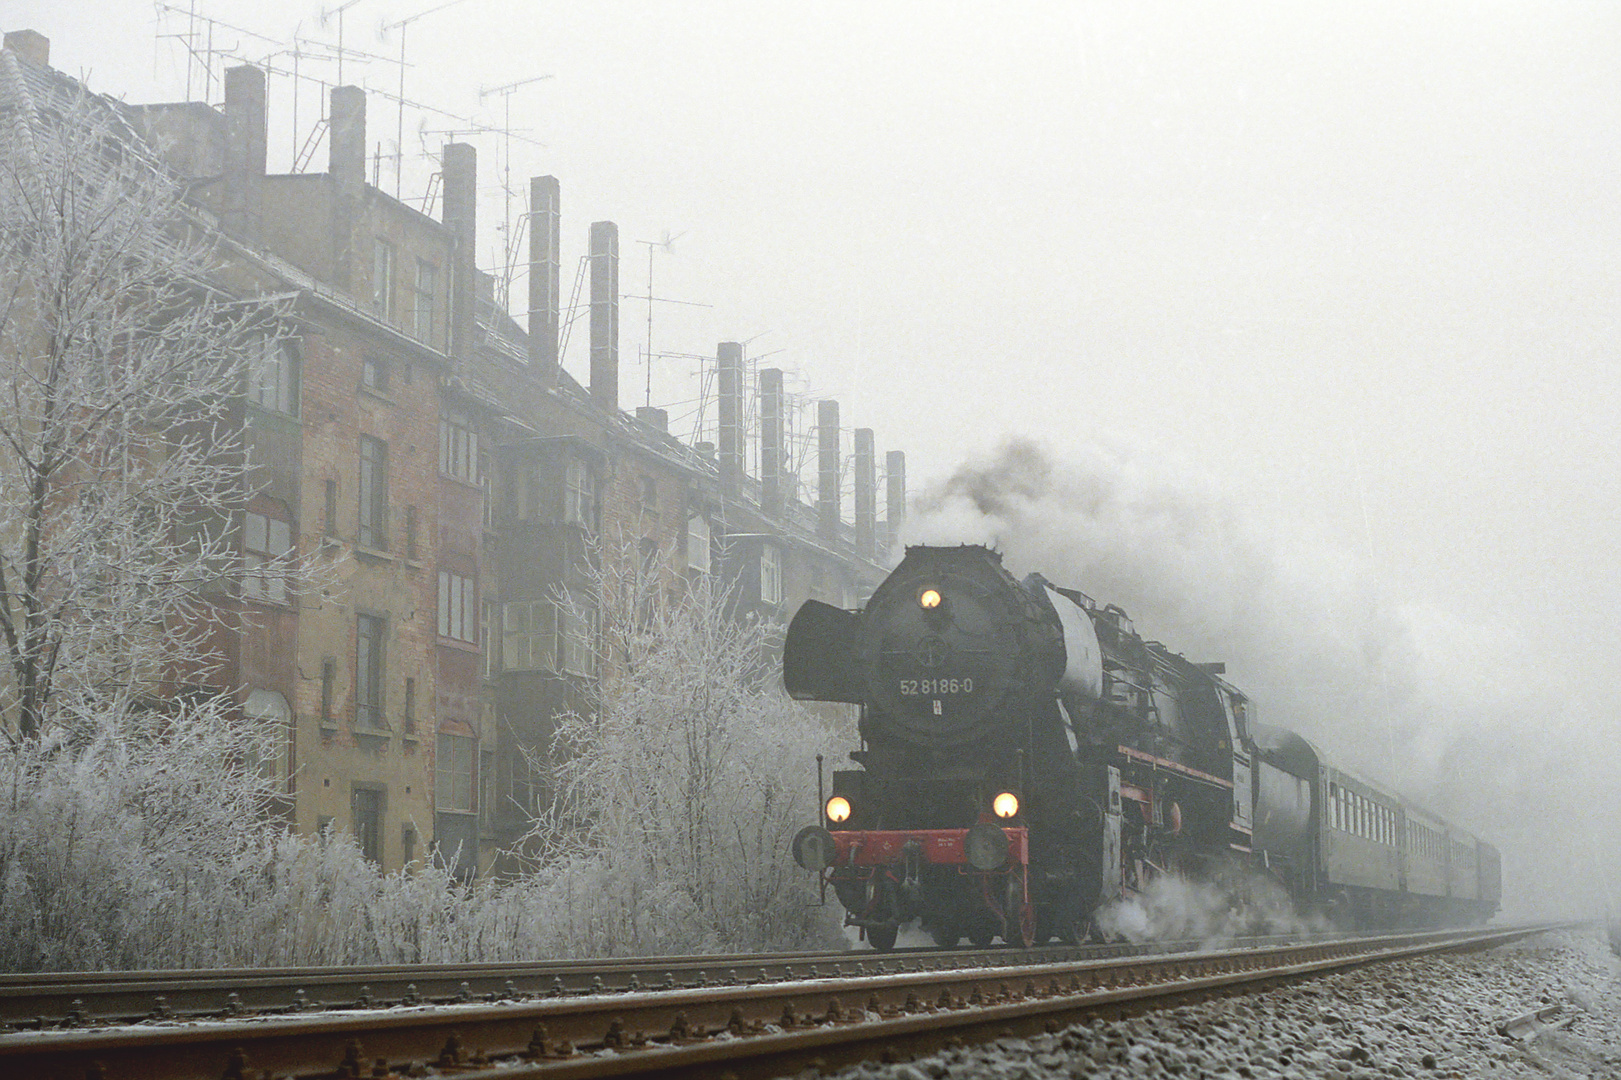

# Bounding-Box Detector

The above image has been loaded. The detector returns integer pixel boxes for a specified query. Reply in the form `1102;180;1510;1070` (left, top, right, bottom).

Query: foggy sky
11;1;1621;912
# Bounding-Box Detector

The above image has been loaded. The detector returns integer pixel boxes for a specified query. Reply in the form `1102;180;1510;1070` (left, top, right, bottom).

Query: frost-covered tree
0;86;289;741
0;83;309;971
528;529;843;953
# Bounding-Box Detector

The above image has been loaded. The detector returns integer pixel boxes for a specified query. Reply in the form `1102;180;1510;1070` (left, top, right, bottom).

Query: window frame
439;411;478;482
759;543;783;606
437;569;478;644
358;435;388;550
373;238;395;320
564;458;597;531
436;732;475;814
249;338;300;416
242;507;293;603
355;612;385;730
413;258;437;342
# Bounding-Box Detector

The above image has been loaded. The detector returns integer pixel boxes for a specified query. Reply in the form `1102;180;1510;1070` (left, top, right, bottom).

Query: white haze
910;439;1621;920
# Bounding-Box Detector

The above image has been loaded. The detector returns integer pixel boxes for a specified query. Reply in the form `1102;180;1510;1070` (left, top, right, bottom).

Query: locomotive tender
786;545;1500;950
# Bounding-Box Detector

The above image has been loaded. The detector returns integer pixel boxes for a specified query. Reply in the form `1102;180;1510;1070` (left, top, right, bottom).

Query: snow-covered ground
819;927;1621;1079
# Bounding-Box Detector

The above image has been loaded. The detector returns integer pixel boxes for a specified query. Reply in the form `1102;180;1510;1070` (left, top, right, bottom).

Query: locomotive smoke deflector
783;599;865;703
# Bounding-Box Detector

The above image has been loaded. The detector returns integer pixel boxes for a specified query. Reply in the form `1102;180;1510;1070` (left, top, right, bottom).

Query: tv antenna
629;232;710;409
479;74;554;310
318;0;369;86
381;0;472;199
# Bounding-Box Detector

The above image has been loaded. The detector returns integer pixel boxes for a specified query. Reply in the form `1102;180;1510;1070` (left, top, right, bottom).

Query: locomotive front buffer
794;785;1035;951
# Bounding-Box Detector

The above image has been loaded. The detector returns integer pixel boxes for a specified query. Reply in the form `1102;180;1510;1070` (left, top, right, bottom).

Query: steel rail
0;931;1337;1026
0;924;1560;1080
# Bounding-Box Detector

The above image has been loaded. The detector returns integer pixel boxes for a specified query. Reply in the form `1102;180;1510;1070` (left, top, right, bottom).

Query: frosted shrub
526;531;846;955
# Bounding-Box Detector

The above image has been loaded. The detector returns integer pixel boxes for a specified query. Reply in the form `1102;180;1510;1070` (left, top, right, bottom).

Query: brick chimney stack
759;367;785;518
528;176;561;378
886;450;907;551
441;142;476;365
328;87;366;293
717;342;743;500
588;221;619;412
818;400;840;543
221;65;266;242
2;30;49;68
854;428;876;557
329;86;366;195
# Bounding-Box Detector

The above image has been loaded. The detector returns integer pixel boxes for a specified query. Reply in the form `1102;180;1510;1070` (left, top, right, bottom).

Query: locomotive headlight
992;791;1020;819
825;795;852;824
919;588;942;610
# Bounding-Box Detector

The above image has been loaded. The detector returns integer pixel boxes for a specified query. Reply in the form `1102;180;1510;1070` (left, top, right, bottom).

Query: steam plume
909;439;1620;918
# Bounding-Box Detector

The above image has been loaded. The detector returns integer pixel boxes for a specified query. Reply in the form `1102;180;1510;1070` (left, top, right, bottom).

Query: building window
352;787;383;864
439;411;478;482
413;258;437;342
559;602;596;677
687;513;710;573
501;600;551;672
373;239;395;319
639;475;658;517
438;570;477;643
405;505;418;560
404;676;416;734
355;613;385;729
249;339;300;415
242;689;291;787
760;544;783;606
564;458;596;531
402;823;416;866
358;435;388;549
324;479;337;537
320;657;336;725
243;508;293;602
361;355;389;392
437;732;474;813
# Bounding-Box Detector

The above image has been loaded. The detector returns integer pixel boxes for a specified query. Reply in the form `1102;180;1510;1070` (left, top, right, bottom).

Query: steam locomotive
785;545;1500;950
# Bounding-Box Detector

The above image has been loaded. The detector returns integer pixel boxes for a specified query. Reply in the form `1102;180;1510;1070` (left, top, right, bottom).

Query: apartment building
1;30;905;878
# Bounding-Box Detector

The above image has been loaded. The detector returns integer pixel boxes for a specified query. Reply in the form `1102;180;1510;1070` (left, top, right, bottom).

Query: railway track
0;924;1562;1079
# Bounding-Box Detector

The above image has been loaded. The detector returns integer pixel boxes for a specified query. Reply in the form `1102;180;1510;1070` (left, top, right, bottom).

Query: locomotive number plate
899;677;974;695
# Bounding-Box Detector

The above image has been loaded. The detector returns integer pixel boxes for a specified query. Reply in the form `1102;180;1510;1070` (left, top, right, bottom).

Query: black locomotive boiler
785;545;1500;950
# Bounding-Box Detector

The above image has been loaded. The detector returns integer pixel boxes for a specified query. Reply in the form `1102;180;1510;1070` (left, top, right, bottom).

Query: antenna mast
478;74;553;311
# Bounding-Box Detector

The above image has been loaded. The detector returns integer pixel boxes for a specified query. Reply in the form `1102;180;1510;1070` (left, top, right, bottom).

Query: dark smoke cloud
909;439;1621;918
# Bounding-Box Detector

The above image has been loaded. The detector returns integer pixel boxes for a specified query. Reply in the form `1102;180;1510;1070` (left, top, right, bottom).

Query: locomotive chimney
818;400;840;543
717;342;744;500
760;367;785;518
886;450;906;551
588;220;619;412
854;428;876;558
528;175;560;378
